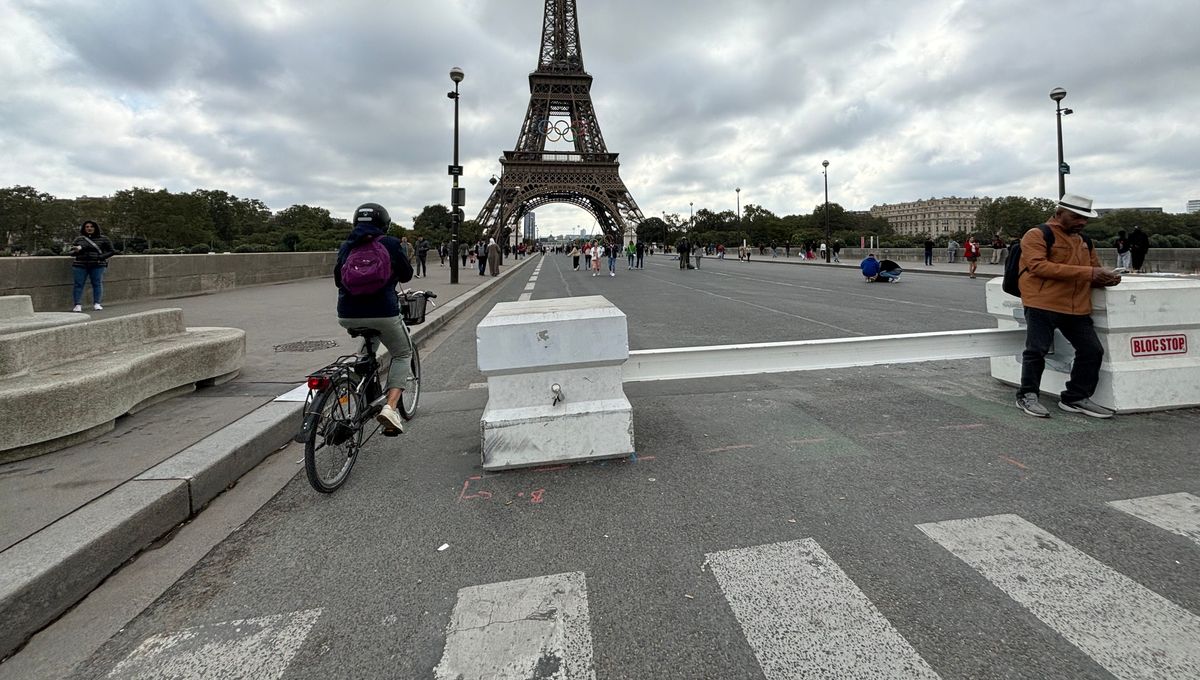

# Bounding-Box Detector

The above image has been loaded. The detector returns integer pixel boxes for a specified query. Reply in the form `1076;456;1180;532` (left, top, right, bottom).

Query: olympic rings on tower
535;119;589;142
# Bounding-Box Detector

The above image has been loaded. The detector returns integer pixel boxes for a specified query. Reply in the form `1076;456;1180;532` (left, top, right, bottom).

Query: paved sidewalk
0;255;538;660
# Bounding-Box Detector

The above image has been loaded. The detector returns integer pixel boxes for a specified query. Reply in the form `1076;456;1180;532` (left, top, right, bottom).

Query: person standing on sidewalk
69;220;115;311
923;236;934;266
487;238;501;276
416;237;430;278
963;236;981;278
1114;230;1132;270
635;240;645;269
570;243;581;271
1128;225;1150;272
1014;194;1121;420
946;238;959;263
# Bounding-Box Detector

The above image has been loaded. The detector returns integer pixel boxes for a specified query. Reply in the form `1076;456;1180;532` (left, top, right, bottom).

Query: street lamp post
689;201;693;234
448;67;465;284
822;160;830;263
1050;87;1073;199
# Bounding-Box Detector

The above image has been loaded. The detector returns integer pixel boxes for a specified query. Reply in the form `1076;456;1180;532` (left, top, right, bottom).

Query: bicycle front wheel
398;345;421;420
304;377;362;493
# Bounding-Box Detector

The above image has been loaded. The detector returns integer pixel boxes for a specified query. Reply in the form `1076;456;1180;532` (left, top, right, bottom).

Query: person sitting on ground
334;202;415;435
877;258;903;283
860;253;881;281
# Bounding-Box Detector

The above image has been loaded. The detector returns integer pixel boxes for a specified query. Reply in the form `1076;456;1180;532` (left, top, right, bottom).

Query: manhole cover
274;340;339;353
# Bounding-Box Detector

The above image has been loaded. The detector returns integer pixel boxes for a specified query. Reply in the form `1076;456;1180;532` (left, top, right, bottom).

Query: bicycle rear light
307;376;332;391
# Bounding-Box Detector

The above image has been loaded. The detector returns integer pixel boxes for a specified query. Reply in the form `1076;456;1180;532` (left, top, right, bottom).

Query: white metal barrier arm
622;328;1026;383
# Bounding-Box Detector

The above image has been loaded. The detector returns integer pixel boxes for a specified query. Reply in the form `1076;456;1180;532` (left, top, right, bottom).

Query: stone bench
0;309;245;461
0;295;89;335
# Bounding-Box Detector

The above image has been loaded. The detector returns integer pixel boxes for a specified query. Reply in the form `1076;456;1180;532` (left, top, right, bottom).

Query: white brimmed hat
1056;193;1099;218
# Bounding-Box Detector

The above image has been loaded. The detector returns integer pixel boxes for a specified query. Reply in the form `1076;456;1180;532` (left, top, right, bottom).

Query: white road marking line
273;383;309;402
518;292;532;301
434;571;595;680
705;539;940;679
524;283;536;291
918;514;1200;680
1108;492;1200;548
107;609;322;679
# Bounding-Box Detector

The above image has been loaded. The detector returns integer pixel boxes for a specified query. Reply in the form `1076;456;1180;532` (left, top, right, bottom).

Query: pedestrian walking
963;236;981;278
1128;225;1150;272
626;240;635;269
820;241;828;261
487;238;501;276
591;243;602;276
69;220;115;311
416;237;430;278
570;244;581;270
832;240;842;263
1013;194;1121;419
923;237;934;266
584;242;593;271
635;240;645;269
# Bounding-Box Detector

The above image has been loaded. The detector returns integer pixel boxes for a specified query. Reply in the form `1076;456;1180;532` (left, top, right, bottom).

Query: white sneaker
72;305;82;312
610;271;615;277
93;303;103;310
376;405;404;434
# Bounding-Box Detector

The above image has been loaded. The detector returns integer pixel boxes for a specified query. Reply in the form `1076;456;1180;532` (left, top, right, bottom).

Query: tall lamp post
689;201;693;234
822;160;830;262
448;67;465;284
1050;87;1073;199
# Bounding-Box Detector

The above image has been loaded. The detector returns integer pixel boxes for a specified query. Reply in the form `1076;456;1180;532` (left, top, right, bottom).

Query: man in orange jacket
1014;194;1122;419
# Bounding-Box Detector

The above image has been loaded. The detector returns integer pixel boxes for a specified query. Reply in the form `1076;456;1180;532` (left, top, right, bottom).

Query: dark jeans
924;251;933;266
1019;307;1104;403
417;254;427;277
72;266;104;305
1131;248;1147;271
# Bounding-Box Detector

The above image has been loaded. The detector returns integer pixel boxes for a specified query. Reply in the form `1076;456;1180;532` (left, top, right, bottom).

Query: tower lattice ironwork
476;0;644;243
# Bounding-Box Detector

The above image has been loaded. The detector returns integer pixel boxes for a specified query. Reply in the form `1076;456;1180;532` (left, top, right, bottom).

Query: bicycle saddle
345;327;382;338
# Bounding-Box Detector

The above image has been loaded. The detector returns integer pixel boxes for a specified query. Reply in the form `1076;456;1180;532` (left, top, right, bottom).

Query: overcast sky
3;0;1198;235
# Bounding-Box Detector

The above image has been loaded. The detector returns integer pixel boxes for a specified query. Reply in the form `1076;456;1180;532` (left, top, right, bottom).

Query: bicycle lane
0;256;540;668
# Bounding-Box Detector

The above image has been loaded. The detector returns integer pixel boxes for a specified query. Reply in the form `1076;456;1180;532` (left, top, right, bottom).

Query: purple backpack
341;237;392;295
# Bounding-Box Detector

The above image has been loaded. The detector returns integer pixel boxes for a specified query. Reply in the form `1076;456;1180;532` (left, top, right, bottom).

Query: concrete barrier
0;295;89;334
477;296;634;470
987;276;1200;412
0;252;338;311
0;309;246;460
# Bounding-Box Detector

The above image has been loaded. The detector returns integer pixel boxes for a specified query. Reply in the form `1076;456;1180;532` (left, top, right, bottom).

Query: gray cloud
2;0;1198;233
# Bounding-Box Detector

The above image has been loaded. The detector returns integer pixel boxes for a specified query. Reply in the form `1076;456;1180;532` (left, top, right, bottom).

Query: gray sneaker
1016;393;1050;418
1058;398;1115;419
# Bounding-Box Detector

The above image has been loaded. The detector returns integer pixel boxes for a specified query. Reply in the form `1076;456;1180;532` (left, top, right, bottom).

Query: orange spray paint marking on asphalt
457;476;493;502
999;456;1028;470
702;444;755;454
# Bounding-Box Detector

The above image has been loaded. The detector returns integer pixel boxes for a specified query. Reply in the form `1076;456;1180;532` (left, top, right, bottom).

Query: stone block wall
0;252;338;311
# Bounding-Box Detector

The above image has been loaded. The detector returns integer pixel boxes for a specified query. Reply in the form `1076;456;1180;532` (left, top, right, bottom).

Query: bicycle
297;289;436;493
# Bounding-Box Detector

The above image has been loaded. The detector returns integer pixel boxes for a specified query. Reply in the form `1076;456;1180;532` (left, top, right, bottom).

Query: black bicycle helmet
353;202;390;230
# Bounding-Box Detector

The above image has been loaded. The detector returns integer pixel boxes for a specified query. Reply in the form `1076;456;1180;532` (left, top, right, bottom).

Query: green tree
975;196;1057;238
0;185;54;252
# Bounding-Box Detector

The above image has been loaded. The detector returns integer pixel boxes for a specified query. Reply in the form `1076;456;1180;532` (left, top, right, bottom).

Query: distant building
869;197;988;236
1186;199;1200;214
522;212;536;242
1095;207;1163;218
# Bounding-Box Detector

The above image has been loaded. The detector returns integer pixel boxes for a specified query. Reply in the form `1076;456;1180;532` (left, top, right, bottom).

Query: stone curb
0;256;536;661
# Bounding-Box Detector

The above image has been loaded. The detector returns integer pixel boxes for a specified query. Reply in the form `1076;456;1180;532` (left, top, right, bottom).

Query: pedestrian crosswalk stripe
106;608;321;680
917;514;1200;680
1108;492;1200;548
434;571;595;680
705;539;941;679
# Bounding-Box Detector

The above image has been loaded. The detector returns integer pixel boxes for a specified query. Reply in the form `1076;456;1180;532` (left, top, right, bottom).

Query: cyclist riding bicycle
334;202;414;435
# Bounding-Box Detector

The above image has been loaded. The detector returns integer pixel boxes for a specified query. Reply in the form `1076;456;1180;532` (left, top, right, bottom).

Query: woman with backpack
69;220;115;311
334;203;415;434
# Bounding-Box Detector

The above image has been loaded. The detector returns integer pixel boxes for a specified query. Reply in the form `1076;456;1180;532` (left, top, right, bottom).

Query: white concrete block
476;296;628;374
987;276;1200;412
477;296;635;469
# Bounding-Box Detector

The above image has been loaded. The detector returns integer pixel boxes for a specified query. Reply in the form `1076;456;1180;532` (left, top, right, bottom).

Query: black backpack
1002;224;1092;297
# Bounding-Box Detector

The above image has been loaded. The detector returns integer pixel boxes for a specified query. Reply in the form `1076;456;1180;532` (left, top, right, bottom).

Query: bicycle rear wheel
304;376;362;493
398;345;421;420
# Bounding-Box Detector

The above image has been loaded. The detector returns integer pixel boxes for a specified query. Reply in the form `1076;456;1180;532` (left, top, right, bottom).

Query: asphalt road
72;253;1200;679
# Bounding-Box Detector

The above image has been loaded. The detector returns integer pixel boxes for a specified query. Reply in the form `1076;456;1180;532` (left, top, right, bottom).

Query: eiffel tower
476;0;644;243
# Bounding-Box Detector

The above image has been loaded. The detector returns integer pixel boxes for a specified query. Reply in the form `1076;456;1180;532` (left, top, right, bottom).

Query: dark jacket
71;224;115;268
1128;229;1150;253
334;225;414;318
